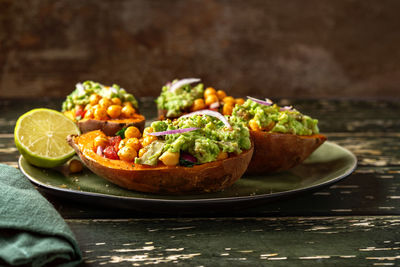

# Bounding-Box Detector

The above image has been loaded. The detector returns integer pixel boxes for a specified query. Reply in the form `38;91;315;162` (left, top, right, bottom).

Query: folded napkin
0;163;82;266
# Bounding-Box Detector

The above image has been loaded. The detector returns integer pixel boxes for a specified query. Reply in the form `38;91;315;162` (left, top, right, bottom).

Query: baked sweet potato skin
67;130;253;194
77;114;145;136
247;131;327;174
157;109;167;120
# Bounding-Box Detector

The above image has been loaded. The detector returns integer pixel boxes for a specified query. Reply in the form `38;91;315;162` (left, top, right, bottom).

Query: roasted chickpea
235;98;245;105
84;108;94;119
126;137;141;151
99;98;112;109
121;105;136;118
222;103;234;115
191;98;206;111
89;94;101;105
141;135;157;147
216;151;228;161
217;90;227;101
204;87;217;98
69;159;83;173
138;148;147;157
84;104;92;111
117;146;137;162
118;139;126;150
222;96;235;104
94;107;108;120
159;151;180;166
111;97;122;105
125;126;141;139
107;105;122;119
249;119;261;131
94;135;108;148
205;94;219;106
143;127;154;137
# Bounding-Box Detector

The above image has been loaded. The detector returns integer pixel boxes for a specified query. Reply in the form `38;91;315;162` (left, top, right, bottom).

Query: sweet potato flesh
68;130;254;194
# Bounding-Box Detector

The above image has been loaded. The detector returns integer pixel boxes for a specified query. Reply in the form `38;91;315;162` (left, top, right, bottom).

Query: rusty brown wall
1;0;400;99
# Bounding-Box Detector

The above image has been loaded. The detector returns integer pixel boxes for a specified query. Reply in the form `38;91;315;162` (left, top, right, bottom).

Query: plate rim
18;141;357;205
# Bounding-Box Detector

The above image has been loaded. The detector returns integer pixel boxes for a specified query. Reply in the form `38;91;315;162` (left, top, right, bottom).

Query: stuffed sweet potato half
231;97;326;174
62;81;145;136
156;78;245;120
68;112;253;194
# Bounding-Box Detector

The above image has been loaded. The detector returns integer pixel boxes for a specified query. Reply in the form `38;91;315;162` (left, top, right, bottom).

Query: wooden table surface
1;98;400;266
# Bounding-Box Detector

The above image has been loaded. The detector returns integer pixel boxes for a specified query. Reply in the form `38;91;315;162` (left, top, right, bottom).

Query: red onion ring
180;110;232;129
180;152;198;163
209;102;220;109
247;96;272;106
265;98;273;105
96;146;104;156
168;78;201;92
280;106;293;111
148;127;199;136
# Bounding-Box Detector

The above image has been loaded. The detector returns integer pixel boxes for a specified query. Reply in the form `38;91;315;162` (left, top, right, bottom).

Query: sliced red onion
180;110;232;129
209;102;220;109
96;146;104;156
265;98;273;105
247;96;272;106
180;152;198;163
280;106;293;111
148;127;199;136
168;78;201;92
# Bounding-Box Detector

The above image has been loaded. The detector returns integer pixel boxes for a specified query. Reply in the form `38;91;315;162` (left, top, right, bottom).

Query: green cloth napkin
0;163;82;266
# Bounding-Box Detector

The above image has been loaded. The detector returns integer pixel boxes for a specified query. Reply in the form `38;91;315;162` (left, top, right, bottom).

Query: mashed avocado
231;99;319;135
135;115;251;166
62;81;138;112
155;80;204;117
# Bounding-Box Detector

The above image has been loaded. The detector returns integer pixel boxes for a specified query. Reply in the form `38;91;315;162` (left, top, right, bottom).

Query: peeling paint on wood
66;216;400;266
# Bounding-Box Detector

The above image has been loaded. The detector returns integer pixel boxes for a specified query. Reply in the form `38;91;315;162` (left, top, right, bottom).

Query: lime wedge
14;108;80;168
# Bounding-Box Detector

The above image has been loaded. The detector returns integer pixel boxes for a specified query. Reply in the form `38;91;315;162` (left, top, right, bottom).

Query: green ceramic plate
19;141;356;211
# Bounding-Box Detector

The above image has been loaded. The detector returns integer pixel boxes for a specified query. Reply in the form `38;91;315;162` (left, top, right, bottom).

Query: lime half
14;108;80;168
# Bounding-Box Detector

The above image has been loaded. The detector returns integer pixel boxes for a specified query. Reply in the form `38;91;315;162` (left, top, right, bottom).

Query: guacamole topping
135;114;251;166
155;79;204;117
231;99;319;135
62;81;138;112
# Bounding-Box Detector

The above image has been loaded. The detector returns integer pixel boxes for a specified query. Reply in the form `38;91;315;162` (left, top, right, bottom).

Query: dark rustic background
1;0;399;99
